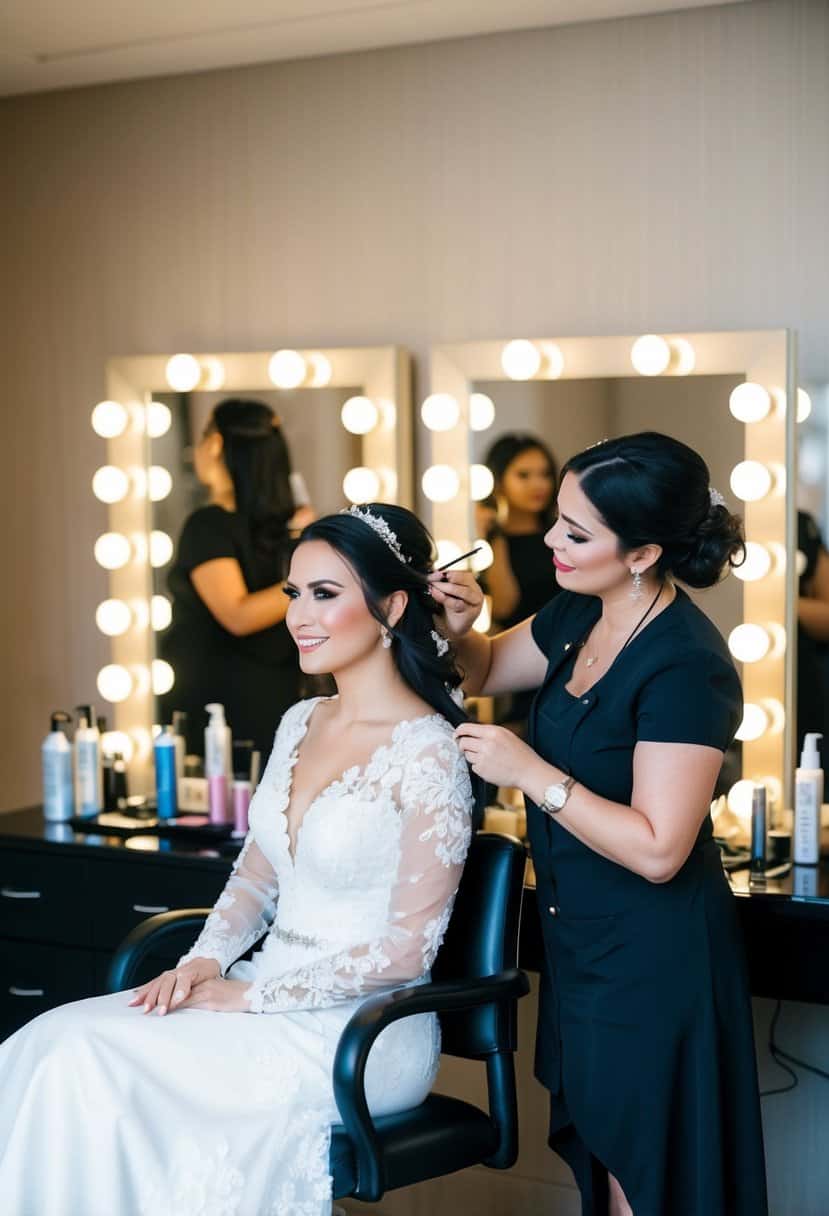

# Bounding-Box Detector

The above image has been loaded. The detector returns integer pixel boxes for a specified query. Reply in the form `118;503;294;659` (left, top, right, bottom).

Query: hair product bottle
794;732;823;866
74;708;101;818
205;703;231;823
42;712;74;821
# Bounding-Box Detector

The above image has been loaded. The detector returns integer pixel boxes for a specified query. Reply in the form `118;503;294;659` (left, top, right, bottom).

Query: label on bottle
794;774;822;865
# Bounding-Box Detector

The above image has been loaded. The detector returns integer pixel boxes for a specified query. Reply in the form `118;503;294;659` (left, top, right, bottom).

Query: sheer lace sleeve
244;730;473;1014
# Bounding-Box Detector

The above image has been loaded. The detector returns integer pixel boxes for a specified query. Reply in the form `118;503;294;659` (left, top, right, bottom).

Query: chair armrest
106;908;211;993
332;968;529;1200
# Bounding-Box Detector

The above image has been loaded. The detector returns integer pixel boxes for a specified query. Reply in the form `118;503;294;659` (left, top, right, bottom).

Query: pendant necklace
583;582;665;669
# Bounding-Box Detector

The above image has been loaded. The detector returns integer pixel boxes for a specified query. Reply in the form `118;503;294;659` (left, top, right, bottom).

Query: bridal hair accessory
431;629;449;657
709;487;727;509
342;505;410;564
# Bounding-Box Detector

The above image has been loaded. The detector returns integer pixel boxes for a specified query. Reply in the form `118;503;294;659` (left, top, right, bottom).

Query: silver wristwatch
540;776;576;816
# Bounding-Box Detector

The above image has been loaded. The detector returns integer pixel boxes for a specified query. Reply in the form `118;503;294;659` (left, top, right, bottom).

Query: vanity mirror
91;346;411;791
424;331;796;808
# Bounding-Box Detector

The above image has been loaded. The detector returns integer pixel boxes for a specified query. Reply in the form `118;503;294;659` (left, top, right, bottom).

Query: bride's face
284;540;385;675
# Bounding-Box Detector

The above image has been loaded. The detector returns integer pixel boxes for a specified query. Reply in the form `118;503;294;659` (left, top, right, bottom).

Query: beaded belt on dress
274;925;326;949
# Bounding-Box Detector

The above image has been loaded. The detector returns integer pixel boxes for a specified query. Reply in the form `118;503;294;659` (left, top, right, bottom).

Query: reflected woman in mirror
431;432;767;1216
0;505;477;1216
159;397;313;757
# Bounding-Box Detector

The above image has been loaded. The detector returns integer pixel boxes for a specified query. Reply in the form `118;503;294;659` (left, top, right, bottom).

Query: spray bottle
205;703;232;823
794;732;823;865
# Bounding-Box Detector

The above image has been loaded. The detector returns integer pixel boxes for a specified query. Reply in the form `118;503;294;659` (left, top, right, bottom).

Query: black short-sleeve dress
158;505;300;756
525;587;767;1216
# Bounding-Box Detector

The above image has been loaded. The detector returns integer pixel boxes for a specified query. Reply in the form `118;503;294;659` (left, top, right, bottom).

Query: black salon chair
107;831;529;1203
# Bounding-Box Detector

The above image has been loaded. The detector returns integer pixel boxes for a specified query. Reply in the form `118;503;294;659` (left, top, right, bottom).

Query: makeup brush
436;546;482;572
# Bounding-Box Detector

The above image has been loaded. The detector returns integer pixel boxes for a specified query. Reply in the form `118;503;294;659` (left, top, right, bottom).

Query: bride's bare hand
128;956;221;1016
428;569;484;639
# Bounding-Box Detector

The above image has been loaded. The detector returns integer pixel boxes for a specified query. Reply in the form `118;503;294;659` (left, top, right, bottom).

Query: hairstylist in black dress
430;432;767;1216
159;398;309;757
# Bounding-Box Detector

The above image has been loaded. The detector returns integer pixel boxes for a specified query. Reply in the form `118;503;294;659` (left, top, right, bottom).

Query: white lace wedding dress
0;697;473;1216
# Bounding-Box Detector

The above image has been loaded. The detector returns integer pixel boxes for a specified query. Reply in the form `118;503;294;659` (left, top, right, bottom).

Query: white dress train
0;698;473;1216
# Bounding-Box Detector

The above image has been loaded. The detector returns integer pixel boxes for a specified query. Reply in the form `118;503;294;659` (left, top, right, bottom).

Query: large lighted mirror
425;332;796;812
92;347;411;791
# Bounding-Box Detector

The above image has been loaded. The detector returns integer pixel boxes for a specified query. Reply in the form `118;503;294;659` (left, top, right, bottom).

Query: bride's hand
427;569;483;639
177;978;252;1013
128;956;220;1015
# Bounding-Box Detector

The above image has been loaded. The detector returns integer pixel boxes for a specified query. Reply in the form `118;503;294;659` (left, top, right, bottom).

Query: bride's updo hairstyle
562;431;745;587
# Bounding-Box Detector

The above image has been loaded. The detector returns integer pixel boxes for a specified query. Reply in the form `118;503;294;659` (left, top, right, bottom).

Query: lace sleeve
244;732;473;1014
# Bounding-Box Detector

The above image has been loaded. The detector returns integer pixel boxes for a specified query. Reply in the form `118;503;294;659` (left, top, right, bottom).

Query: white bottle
794;732;823;865
42;712;74;821
205;703;232;821
74;713;101;818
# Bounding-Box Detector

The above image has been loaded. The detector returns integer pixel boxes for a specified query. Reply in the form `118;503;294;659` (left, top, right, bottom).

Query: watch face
545;783;566;809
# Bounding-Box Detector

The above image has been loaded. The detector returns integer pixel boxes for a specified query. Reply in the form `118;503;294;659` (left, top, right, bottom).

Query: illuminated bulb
92;465;130;504
767;542;787;574
796;549;808;577
151;595;173;631
470;464;495;501
340;397;379;435
268;349;307;389
469;393;496;432
735;703;769;742
501;340;542;380
307;353;332;387
733;541;773;582
165;354;201;392
95;598;132;637
149;530;174;568
762;698;786;735
797;388;812;423
473;597;492;633
540;342;565;379
343;467;381;503
379;399;397;430
421;394;460;432
768;462;786;497
151;659;175;696
421;465;460;503
101;730;134;763
201;357;225;391
435;539;462;568
672;338;696;375
94;532;131;570
767;622;786;658
97;664;134;704
146;401;172;439
729;460;772;502
728;623;771;664
148;466;173;502
727;779;756;818
471;540;494;573
91;400;128;438
631;335;671;376
729;383;771;424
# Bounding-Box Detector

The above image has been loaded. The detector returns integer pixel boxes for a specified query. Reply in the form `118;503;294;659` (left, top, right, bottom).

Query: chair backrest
431;831;526;1059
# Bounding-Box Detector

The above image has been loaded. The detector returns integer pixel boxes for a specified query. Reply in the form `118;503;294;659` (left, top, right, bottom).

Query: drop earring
380;626;392;649
630;569;643;601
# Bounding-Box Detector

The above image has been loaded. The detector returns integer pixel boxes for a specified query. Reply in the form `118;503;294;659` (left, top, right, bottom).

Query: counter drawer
92;859;226;949
0;850;90;947
0;938;97;1040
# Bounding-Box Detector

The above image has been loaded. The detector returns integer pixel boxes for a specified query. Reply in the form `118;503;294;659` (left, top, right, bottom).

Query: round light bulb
470;540;494;573
796;549;808;577
727;779;756;818
151;595;172;631
268;349;307;390
470;464;495;501
729;382;771;424
91;400;128;438
735;702;770;742
145;401;172;439
733;541;773;582
342;467;381;503
435;539;462;568
151;659;175;696
94;532;131;570
728;623;771;664
473;597;492;633
149;530;174;568
797;388;812;423
672;338;696;375
201;357;225;391
101;730;134;763
540;342;565;379
97;664;134;704
420;394;460;432
165;354;201;392
95;598;132;637
340;396;379;435
469;392;496;432
421;465;461;503
92;465;130;504
762;697;786;735
307;353;332;387
729;460;772;502
148;466;173;502
501;339;542;380
631;334;671;376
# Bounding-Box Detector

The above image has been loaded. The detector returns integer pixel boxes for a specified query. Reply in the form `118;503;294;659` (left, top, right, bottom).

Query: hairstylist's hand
127;956;220;1016
454;722;535;789
427;569;484;639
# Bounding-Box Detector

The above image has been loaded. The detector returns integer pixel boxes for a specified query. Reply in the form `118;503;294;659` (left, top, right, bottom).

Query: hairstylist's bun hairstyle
298;503;485;820
210;398;296;565
562;431;746;588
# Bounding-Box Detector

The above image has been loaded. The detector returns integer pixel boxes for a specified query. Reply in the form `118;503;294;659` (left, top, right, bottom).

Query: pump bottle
794;732;823;865
42;712;74;821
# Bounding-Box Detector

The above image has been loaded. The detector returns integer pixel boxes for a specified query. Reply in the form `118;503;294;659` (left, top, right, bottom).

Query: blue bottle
154;727;178;820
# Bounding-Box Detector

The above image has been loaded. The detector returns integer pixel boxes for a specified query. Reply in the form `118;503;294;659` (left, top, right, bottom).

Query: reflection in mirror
797;383;829;768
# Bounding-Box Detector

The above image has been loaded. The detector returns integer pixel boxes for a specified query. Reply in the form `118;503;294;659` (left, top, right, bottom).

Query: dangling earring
380;626;392;649
630;569;643;601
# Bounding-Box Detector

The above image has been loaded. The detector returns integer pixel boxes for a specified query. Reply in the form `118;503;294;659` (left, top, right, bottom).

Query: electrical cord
760;999;829;1098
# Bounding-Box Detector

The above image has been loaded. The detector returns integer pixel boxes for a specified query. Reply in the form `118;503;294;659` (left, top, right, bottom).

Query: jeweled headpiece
709;487;727;510
341;505;410;564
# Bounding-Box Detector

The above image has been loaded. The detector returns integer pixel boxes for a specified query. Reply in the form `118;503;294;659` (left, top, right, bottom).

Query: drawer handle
9;986;46;998
132;904;170;914
1;888;42;900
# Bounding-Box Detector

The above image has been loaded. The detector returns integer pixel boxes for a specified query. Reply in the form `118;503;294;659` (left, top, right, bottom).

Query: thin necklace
583;583;665;669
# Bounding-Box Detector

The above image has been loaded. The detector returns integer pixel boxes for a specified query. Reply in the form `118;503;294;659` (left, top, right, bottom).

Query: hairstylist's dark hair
562;431;745;588
298;504;485;823
484;432;558;529
209;398;295;565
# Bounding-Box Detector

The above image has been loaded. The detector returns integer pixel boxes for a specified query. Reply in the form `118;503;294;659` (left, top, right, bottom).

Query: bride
0;505;476;1216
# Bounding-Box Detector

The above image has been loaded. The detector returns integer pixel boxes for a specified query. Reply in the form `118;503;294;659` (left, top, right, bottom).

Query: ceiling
0;0;749;98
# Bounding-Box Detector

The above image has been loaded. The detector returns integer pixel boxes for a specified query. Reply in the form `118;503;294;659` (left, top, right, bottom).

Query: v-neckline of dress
276;697;443;866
